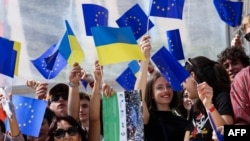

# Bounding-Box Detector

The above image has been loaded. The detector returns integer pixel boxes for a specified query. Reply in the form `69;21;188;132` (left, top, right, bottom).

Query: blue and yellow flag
91;26;145;65
0;37;21;78
128;60;140;77
82;4;108;36
65;20;85;67
213;0;243;27
149;0;185;19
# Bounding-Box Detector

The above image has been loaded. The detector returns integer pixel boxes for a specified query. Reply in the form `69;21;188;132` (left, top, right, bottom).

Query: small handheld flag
166;29;185;60
91;26;145;65
149;0;185;19
151;46;189;91
82;4;108;36
213;0;243;27
116;3;154;40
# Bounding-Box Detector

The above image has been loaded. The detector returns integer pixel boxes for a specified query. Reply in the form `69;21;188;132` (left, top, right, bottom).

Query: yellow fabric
68;35;85;67
13;41;21;76
96;43;145;65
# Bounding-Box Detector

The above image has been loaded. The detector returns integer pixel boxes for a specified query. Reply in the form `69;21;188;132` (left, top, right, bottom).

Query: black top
187;91;233;141
144;110;189;141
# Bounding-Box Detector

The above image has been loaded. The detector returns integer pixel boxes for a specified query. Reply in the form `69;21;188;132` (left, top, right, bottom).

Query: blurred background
0;0;249;96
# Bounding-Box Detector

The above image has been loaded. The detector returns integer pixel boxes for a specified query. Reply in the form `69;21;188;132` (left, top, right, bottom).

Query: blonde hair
241;14;250;33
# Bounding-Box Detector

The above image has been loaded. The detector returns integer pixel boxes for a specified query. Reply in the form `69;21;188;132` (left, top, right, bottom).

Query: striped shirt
230;66;250;125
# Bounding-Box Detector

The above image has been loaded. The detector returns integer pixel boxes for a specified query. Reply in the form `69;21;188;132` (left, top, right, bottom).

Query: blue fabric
151;46;189;91
31;44;67;79
116;3;154;40
0;37;16;78
128;60;140;74
11;95;48;137
116;67;136;90
149;0;185;19
166;29;185;60
82;4;108;36
213;0;243;27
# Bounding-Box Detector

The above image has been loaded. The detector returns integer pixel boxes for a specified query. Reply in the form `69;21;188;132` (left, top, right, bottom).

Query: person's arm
68;62;82;120
8;103;24;141
1;96;25;141
88;60;102;141
197;82;234;127
230;34;242;48
134;35;151;124
26;80;48;100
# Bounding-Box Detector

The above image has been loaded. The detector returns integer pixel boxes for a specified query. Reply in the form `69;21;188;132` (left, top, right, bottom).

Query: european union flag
91;26;145;65
149;0;185;19
82;4;108;36
166;29;184;60
128;60;140;77
80;79;88;89
11;95;48;137
116;3;154;40
213;0;243;27
151;46;189;91
31;44;67;79
116;68;136;90
0;37;21;78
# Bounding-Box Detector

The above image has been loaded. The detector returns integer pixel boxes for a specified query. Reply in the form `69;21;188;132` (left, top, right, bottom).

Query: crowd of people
0;14;249;141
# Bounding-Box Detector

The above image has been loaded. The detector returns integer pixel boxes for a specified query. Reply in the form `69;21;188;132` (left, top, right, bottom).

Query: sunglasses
244;32;250;42
54;126;78;139
50;94;68;102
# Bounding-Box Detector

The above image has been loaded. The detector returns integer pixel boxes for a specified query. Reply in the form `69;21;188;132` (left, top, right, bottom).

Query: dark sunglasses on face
244;32;250;42
51;94;68;102
54;126;78;139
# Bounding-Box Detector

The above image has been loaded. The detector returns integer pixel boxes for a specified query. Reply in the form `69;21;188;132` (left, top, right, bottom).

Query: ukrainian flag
91;26;145;65
65;20;85;67
58;20;85;67
0;37;21;78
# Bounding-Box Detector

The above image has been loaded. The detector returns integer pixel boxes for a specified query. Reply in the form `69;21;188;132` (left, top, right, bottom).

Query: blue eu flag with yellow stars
213;0;243;27
31;44;67;79
151;46;189;91
149;0;185;19
116;3;154;40
10;95;47;137
166;29;185;60
82;4;108;36
116;67;136;90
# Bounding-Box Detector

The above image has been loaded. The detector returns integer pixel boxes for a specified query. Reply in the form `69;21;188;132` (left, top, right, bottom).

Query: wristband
208;104;215;113
148;68;154;74
69;82;79;87
89;81;94;88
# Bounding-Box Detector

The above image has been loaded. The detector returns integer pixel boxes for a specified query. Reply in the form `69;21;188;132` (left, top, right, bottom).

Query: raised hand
197;82;214;109
69;62;83;85
26;80;48;100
